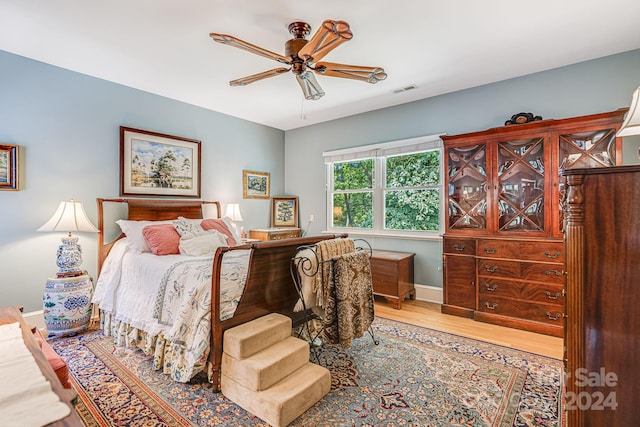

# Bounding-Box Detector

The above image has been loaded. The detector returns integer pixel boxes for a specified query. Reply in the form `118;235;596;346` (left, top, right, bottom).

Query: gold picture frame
271;196;299;227
243;170;270;199
120;126;201;198
0;143;18;191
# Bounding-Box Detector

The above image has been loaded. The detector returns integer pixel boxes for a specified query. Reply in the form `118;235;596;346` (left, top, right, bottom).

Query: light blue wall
0;50;284;312
285;49;640;290
2;48;639;312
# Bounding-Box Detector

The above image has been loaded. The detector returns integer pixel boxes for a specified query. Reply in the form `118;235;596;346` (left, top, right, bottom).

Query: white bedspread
92;239;250;381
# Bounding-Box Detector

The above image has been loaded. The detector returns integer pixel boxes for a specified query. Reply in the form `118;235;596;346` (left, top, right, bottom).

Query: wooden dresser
562;165;640;426
370;250;415;309
0;306;83;427
441;109;626;337
250;228;301;241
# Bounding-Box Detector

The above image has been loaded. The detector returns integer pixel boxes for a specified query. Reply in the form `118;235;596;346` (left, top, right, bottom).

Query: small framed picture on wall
271;196;298;227
243;170;270;199
0;143;18;191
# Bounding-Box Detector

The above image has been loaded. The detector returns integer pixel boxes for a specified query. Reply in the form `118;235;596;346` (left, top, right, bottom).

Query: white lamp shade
224;203;244;222
37;200;98;233
617;86;640;137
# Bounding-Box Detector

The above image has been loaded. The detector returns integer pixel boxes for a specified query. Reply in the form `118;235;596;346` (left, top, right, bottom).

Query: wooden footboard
208;234;346;391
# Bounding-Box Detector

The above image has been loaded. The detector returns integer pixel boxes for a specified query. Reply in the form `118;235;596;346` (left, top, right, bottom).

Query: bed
92;197;346;392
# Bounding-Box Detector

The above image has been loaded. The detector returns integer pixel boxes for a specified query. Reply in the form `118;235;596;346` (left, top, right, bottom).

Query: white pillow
221;217;243;244
173;217;208;239
116;219;174;253
179;231;229;256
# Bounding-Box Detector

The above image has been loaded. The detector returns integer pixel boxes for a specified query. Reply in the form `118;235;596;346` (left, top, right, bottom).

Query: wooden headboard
96;198;221;274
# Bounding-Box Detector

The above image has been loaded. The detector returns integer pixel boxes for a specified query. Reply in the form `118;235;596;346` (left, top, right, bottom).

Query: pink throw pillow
200;219;238;246
142;224;180;255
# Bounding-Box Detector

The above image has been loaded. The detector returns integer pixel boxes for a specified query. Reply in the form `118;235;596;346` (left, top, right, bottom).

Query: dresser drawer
443;237;476;256
478;278;564;306
477;259;564;284
477;295;564;325
477;239;564;262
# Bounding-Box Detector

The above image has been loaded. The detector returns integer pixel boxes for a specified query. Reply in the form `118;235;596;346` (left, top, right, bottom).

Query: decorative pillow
179;231;229;256
200;218;239;246
173;217;209;239
142;224;180;255
116;219;174;253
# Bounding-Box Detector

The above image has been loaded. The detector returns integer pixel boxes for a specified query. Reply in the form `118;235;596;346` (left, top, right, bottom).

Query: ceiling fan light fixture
209;19;385;100
297;72;325;100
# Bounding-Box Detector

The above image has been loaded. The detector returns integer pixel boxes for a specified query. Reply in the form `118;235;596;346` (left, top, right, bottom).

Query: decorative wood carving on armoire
562;165;640;426
441;109;627;337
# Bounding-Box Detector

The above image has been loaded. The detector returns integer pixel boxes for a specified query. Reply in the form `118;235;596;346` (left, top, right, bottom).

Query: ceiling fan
209;20;387;100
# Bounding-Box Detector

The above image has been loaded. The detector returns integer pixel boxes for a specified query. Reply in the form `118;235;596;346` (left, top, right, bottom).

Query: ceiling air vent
392;84;418;94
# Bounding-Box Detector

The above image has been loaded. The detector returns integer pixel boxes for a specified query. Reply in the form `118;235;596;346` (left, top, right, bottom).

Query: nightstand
43;272;93;337
250;228;302;241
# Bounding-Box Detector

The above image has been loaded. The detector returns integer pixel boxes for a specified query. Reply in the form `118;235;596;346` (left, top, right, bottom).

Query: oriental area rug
50;317;564;426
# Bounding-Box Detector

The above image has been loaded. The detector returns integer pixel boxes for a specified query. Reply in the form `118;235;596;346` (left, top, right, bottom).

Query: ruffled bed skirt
100;311;210;383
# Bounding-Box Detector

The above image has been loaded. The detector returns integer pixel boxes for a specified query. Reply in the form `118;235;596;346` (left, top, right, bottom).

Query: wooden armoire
441;109;627;337
562;165;640;426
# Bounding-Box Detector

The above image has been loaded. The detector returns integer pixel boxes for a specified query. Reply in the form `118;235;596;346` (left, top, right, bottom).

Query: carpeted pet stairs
221;313;330;427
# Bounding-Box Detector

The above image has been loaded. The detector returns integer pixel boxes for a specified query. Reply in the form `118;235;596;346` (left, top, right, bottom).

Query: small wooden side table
43;273;93;337
370;250;416;309
250;228;302;241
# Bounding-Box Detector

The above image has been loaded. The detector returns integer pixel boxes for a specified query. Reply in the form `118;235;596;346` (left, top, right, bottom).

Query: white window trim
324;134;446;238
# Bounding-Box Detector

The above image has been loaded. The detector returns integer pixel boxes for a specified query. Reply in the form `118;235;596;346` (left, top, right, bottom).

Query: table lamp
37;199;98;277
617;85;640;137
224;203;244;238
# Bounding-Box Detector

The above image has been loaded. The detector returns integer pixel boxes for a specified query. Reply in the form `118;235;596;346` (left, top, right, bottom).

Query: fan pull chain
300;98;306;120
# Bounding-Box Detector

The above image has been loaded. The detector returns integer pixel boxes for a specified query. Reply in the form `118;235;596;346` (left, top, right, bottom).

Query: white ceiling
1;1;639;131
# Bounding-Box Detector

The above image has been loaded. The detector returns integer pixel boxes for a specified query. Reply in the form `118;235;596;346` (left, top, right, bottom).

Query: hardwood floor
374;298;563;359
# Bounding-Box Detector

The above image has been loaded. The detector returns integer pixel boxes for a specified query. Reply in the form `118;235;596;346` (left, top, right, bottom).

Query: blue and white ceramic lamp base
43;273;93;338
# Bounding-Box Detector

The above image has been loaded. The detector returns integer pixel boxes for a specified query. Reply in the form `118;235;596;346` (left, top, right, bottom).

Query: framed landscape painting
271;196;298;227
243;170;270;199
120;127;201;198
0;144;18;191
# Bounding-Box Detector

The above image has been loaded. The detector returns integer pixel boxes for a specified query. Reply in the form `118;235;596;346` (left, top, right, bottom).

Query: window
324;135;444;237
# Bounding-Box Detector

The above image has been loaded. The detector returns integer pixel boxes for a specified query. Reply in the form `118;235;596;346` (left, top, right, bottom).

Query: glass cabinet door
447;144;487;231
496;136;546;233
557;128;617;234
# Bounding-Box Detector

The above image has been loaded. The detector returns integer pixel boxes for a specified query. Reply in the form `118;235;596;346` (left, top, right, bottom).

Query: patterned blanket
322;250;375;349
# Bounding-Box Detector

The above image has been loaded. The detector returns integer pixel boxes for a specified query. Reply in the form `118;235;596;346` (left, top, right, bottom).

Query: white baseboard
23;310;47;335
414;284;443;304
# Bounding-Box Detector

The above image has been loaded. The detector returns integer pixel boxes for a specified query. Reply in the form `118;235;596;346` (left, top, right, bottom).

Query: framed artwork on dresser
120;126;201;198
0;143;18;191
271;196;298;227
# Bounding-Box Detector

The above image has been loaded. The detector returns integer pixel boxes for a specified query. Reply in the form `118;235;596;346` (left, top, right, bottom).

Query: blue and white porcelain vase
43;274;93;337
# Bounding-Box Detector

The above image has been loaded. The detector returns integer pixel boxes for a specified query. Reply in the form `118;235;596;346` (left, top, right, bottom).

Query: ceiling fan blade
314;62;388;83
210;33;290;64
296;72;325;100
229;68;290;86
297;20;353;63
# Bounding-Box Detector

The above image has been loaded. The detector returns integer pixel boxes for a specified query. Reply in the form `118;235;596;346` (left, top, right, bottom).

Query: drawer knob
484;247;498;254
453;244;466;252
545;291;562;300
545;312;562;321
544;250;561;259
485;301;498;310
485;283;498;291
545;269;562;277
484;265;498;273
